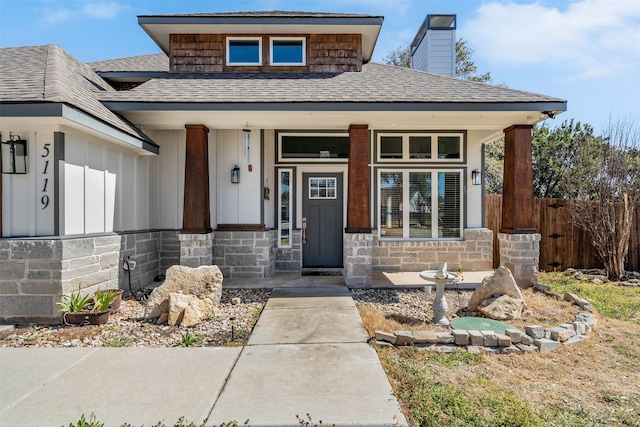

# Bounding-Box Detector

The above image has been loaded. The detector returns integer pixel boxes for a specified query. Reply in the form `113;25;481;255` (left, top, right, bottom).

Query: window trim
376;132;465;163
226;37;263;66
277;168;294;248
377;168;464;240
277;132;350;163
270;37;306;66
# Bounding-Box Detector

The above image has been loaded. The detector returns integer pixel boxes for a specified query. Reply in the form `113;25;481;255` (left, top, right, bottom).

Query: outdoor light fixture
1;133;27;174
231;164;240;184
471;169;482;185
243;126;251;162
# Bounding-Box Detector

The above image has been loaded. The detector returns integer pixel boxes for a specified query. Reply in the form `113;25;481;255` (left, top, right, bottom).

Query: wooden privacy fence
485;195;640;272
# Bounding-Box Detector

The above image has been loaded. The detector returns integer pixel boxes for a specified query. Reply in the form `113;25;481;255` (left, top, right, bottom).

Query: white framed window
377;132;464;162
378;169;463;240
277;132;349;162
308;177;337;200
226;37;262;66
278;168;293;248
270;37;306;66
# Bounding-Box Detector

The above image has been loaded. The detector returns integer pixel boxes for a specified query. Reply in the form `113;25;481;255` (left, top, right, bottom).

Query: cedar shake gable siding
170;34;362;73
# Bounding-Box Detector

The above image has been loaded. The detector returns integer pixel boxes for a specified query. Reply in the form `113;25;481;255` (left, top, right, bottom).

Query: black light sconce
231;164;240;184
471;169;482;185
1;133;27;174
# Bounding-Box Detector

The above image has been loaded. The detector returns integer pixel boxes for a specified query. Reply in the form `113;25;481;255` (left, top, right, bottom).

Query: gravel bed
0;289;270;348
351;288;472;323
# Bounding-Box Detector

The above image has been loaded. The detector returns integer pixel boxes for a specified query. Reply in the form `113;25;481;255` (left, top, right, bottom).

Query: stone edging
374;288;598;354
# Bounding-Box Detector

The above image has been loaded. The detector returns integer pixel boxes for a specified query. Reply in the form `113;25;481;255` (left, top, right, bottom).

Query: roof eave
0;102;159;155
138;15;384;62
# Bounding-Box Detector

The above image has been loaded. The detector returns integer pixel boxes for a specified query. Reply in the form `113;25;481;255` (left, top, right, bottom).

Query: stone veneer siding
372;228;494;272
212;230;277;279
498;232;541;288
179;233;214;268
344;233;373;286
275;230;302;271
0;231;164;324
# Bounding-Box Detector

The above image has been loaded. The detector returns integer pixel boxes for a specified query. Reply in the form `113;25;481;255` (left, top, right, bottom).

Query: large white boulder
468;266;527;320
145;265;223;326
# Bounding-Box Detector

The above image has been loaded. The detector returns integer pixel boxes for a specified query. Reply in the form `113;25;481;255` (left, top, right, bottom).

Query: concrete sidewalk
0;286;407;426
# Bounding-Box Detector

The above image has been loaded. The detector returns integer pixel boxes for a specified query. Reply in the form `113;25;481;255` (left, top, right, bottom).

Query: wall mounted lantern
231;164;240;184
1;133;27;174
471;169;482;186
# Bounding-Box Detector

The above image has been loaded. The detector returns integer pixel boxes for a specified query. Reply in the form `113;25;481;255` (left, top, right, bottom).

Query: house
0;11;566;324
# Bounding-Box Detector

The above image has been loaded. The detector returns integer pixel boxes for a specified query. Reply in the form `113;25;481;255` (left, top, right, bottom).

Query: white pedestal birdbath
419;263;462;326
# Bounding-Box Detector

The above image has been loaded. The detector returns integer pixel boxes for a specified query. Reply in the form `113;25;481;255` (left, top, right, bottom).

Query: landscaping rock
505;328;522;343
520;334;534;345
478;294;525;320
433;344;457;353
375;330;396;345
563;335;587;346
564;293;593;312
468;330;484;346
452;329;469;345
413;330;437;344
145;265;223;323
572;322;587;335
575;312;598;327
560;323;577;333
394;330;414;346
496;333;512;347
525;325;545;339
436;332;455;344
468;267;527;316
501;345;521;354
534;338;562;352
167;293;216;328
466;345;483;354
482;331;498;347
515;343;538;352
550;327;572;342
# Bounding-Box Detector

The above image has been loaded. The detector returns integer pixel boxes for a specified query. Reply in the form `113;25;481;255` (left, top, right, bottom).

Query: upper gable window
227;37;262;66
270;37;306;66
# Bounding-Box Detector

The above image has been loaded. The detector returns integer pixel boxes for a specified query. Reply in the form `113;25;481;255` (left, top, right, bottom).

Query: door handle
302;217;307;245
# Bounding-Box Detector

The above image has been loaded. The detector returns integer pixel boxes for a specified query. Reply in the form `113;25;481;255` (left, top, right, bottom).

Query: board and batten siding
60;129;157;235
1;127;57;237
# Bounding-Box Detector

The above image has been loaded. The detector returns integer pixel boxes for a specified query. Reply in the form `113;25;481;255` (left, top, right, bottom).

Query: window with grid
378;169;462;239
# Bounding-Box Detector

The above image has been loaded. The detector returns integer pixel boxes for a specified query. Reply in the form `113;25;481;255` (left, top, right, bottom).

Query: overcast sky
1;0;638;135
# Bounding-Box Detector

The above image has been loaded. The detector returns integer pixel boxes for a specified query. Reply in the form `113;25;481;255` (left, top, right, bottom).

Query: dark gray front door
302;173;343;267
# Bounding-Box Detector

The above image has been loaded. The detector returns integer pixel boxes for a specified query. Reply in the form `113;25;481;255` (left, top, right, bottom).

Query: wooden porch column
501;124;536;234
346;124;370;233
182;124;212;234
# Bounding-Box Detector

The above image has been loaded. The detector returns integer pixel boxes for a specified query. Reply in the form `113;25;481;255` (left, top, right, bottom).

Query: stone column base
179;233;214;268
498;232;541;288
344;233;373;287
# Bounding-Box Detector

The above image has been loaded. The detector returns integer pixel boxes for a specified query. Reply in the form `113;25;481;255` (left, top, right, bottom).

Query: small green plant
108;337;133;347
25;325;39;342
179;330;202;347
92;290;119;312
65;413;103;427
56;286;92;313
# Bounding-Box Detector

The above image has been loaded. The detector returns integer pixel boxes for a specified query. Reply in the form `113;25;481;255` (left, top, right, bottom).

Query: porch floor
222;270;493;290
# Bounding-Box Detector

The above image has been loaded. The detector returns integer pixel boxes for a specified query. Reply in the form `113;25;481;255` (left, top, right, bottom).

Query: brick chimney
410;14;456;77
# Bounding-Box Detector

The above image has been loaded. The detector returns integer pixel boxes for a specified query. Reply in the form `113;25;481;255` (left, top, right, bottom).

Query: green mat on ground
450;317;516;334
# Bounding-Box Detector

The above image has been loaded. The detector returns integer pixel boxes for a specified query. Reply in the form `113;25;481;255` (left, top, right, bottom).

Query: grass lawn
358;272;640;427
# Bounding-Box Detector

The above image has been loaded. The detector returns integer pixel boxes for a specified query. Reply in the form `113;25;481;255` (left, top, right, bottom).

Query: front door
302;173;343;267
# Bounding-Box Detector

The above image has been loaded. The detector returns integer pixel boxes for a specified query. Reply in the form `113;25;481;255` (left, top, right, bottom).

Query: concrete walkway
0;286;407;426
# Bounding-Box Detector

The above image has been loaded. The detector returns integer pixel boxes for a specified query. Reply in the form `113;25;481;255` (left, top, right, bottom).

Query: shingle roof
98;62;565;105
88;53;169;73
0;45;156;145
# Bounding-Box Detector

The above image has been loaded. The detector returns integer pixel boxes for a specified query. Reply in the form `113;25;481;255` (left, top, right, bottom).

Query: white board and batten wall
1;125;158;237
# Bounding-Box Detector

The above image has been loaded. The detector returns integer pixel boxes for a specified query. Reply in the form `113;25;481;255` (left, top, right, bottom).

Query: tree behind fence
485;195;640;272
